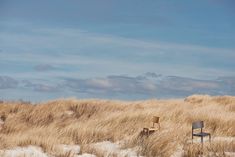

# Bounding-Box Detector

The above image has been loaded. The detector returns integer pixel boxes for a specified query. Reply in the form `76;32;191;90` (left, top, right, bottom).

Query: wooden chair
192;121;211;143
143;116;160;136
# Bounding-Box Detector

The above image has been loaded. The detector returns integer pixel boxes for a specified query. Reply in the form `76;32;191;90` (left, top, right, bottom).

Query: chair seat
193;132;210;137
143;127;159;133
148;127;158;131
143;127;158;130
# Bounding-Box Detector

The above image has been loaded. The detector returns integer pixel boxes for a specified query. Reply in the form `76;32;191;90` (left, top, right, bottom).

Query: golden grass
0;95;235;157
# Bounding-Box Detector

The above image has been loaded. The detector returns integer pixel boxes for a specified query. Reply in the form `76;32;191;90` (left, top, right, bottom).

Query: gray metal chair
192;121;211;143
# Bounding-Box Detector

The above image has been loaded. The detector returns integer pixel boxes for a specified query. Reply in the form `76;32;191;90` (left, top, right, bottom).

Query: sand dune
0;95;234;157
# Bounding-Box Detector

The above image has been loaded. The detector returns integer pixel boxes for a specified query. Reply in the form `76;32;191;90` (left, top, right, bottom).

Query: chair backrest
151;116;159;127
192;121;204;130
152;116;159;123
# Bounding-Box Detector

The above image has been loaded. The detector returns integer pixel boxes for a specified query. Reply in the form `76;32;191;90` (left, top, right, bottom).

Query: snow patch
92;141;143;157
56;144;96;157
0;146;49;157
57;144;80;154
0;145;97;157
76;153;96;157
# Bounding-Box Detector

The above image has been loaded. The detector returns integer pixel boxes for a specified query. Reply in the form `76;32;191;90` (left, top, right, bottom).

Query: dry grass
0;95;235;157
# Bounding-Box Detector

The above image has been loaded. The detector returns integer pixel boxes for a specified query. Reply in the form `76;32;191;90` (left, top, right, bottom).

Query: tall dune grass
0;95;234;156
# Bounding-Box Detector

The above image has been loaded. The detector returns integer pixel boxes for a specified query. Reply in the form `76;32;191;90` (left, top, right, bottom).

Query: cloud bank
0;73;234;101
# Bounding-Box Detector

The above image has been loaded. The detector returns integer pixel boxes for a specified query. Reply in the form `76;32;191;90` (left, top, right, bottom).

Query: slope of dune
0;95;235;157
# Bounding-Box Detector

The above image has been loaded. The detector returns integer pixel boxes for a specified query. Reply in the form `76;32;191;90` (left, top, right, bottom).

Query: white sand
1;136;233;157
0;145;97;157
57;144;80;154
0;146;49;157
92;141;143;157
76;153;96;157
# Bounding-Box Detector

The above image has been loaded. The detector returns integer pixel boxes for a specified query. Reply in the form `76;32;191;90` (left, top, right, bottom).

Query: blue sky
0;0;235;101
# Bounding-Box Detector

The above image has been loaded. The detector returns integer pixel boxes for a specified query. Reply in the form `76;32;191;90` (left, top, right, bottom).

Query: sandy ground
0;146;49;157
0;141;141;157
91;141;143;157
1;137;234;157
57;144;80;154
0;145;95;157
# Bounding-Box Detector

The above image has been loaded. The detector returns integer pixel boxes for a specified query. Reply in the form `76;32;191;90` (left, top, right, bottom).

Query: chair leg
201;136;203;143
143;128;148;136
209;134;211;143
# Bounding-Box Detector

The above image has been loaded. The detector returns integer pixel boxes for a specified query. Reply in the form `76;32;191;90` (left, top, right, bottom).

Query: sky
0;0;235;102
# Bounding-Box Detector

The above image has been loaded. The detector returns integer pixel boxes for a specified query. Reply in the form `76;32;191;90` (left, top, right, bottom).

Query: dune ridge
0;95;235;157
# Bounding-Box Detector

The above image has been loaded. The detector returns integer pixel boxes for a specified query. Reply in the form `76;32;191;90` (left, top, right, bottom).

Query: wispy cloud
0;76;18;89
33;64;56;72
1;22;235;79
